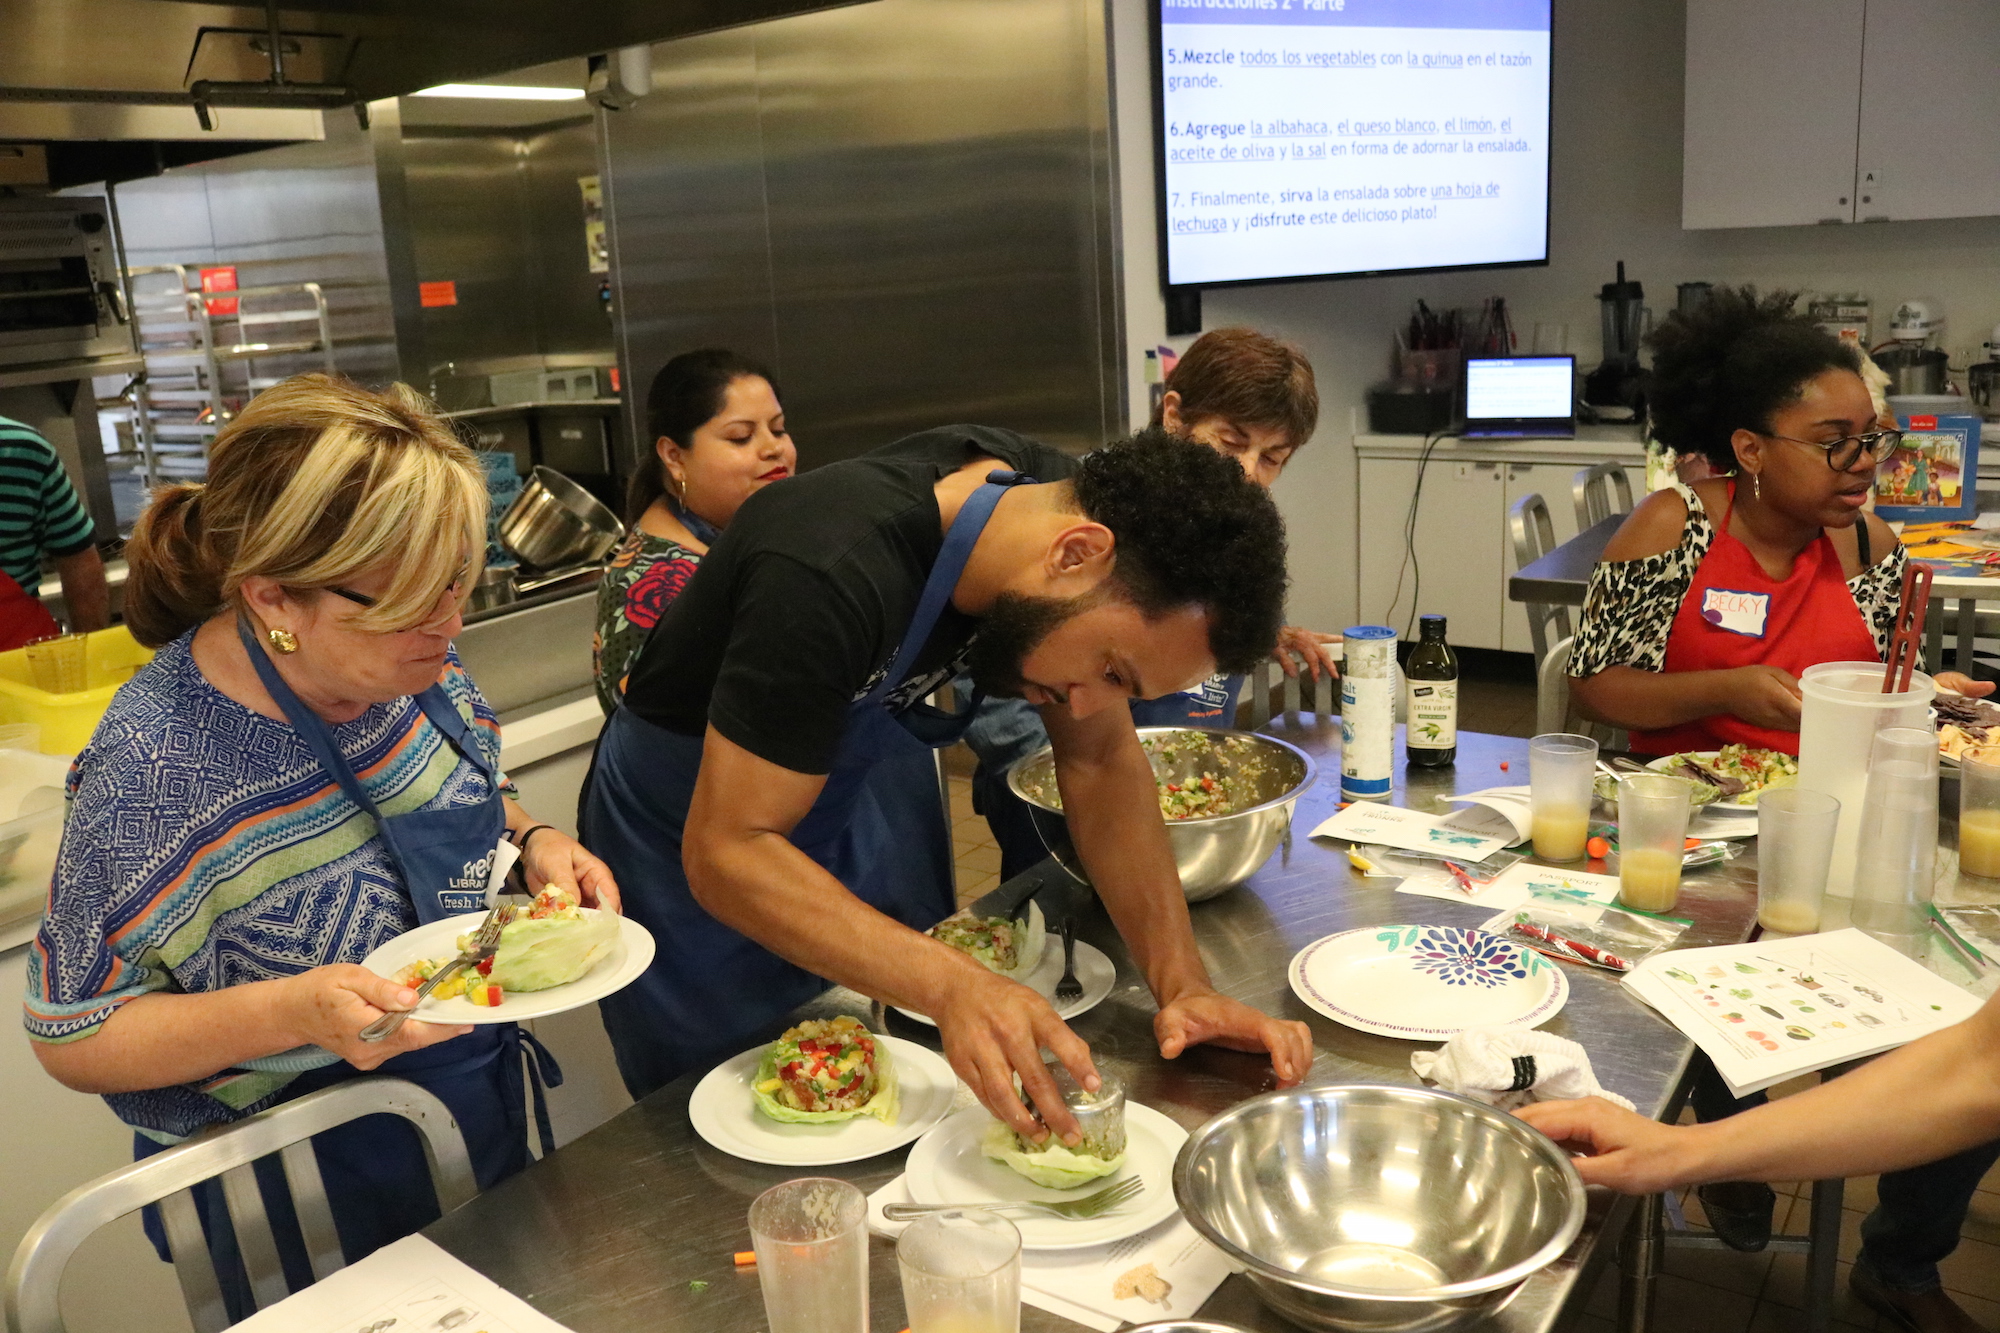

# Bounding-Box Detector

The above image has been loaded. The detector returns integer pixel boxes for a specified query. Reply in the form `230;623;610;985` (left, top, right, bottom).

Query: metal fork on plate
881;1176;1143;1222
359;904;512;1042
1054;917;1083;1004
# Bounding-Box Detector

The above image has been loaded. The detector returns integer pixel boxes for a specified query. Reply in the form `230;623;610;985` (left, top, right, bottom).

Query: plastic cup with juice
1529;733;1598;862
1961;747;2000;880
1617;774;1692;913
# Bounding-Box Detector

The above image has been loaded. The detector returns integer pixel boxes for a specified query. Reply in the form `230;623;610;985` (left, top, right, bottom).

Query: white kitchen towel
866;1175;1236;1333
1411;1026;1635;1112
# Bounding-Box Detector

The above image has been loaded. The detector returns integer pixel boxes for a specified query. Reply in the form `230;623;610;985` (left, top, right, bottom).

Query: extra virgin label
1406;680;1458;750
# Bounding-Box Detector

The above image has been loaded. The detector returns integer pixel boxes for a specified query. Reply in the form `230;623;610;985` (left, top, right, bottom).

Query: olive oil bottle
1405;614;1458;768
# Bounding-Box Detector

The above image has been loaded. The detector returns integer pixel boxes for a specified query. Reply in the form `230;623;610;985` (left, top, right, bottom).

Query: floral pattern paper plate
1288;925;1569;1040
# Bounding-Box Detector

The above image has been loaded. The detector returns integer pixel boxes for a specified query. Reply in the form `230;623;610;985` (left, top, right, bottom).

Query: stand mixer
1874;299;1950;397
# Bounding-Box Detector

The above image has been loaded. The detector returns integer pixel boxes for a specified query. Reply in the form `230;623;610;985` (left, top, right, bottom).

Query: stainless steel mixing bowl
1173;1084;1586;1333
498;466;624;570
1005;727;1315;901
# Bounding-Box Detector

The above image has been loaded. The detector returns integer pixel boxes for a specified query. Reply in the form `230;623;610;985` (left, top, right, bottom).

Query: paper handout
1311;800;1515;862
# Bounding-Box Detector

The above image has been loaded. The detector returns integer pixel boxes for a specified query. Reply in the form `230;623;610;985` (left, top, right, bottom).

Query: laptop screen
1464;355;1575;425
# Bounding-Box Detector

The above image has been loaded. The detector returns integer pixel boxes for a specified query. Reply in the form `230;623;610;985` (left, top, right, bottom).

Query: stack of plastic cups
1339;626;1398;802
1795;662;1935;926
1849;726;1940;958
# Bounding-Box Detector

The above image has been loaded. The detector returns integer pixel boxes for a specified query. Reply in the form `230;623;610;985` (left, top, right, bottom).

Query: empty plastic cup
1617;774;1692;912
1530;733;1598;861
1756;788;1841;934
1851;727;1940;956
748;1178;868;1333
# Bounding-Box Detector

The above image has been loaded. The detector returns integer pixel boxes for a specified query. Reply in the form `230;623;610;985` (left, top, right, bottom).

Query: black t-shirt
620;425;1077;774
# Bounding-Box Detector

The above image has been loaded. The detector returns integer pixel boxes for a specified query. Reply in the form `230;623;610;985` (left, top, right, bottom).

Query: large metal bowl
498;466;624;570
1005;727;1314;902
1173;1084;1586;1333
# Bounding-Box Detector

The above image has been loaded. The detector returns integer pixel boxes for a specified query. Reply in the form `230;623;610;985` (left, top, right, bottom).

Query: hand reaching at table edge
1154;987;1314;1087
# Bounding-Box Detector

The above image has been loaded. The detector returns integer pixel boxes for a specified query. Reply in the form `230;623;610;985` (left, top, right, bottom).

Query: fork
1054;917;1082;1005
882;1176;1143;1223
360;904;512;1042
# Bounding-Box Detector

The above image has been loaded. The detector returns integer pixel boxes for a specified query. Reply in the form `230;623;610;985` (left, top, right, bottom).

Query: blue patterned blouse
23;631;509;1140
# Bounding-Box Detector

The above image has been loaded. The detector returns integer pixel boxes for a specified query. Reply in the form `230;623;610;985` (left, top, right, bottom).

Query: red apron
0;568;60;653
1633;483;1878;757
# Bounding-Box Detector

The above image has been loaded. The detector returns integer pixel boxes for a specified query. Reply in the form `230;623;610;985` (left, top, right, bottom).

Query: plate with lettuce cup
893;936;1116;1028
903;1103;1186;1250
689;1027;957;1166
361;898;651;1025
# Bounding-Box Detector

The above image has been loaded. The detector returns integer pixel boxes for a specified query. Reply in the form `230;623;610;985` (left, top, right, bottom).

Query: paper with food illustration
1623;929;1981;1097
1311;800;1515;861
230;1234;573;1333
1398;861;1622;915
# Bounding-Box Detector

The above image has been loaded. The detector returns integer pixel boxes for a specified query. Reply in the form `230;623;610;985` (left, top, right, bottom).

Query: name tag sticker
1700;588;1770;638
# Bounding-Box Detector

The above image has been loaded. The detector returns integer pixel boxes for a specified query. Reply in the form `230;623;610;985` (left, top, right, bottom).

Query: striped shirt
0;416;95;594
23;632;510;1139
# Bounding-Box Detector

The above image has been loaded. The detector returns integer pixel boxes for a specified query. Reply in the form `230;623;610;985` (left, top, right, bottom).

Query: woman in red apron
1565;288;1995;1328
1568;287;1988;754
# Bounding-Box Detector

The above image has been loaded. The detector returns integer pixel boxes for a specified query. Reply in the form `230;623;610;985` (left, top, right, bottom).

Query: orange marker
733;1251;757;1268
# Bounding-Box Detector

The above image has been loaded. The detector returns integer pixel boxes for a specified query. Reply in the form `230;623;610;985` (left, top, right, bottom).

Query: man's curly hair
1645;285;1862;475
1071;426;1287;674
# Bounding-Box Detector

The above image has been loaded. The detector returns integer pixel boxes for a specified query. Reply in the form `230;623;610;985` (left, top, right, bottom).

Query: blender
1583;261;1646;421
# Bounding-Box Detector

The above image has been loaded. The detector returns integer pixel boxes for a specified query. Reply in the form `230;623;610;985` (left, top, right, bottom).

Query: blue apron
583;472;1026;1100
138;623;564;1317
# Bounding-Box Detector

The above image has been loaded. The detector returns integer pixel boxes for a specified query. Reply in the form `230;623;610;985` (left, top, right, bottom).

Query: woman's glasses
326;564;470;614
1765;429;1904;471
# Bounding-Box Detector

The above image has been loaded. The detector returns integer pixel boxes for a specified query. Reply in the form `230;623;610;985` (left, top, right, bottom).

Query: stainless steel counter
425;726;1765;1331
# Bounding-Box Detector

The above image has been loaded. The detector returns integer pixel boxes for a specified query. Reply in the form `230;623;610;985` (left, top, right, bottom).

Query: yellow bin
0;626;155;755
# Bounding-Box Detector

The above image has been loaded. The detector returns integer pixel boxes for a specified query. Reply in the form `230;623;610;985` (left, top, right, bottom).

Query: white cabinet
1684;0;2000;229
1356;456;1506;650
1500;463;1581;655
1683;0;1865;229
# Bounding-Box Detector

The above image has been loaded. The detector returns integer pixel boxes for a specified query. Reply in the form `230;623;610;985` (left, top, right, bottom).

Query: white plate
689;1036;957;1166
1643;751;1793;808
893;940;1116;1027
1288;925;1569;1041
904;1102;1186;1251
359;910;653;1025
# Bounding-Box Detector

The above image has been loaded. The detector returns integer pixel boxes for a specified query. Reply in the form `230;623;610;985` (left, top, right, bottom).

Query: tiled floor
940;654;2000;1331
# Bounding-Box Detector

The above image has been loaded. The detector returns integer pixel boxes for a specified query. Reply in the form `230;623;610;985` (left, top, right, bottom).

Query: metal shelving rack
115;264;335;484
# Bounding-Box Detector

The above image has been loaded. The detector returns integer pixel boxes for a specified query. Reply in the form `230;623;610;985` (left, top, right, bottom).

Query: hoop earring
267;628;299;655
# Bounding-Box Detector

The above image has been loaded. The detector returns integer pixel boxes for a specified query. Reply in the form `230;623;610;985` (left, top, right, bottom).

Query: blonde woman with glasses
23;374;619;1321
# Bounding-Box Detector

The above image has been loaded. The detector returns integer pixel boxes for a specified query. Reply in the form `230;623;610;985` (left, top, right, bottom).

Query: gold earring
1753;473;1762;502
267;628;299;655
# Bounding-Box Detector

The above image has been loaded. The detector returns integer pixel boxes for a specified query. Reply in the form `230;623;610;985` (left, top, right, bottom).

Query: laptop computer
1460;354;1577;438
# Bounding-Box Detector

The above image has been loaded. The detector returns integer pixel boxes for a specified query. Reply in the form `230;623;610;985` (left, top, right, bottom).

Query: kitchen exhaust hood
0;0;867;185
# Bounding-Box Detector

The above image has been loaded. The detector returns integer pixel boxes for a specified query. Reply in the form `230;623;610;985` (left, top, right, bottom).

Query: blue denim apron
584;472;1026;1099
139;624;566;1315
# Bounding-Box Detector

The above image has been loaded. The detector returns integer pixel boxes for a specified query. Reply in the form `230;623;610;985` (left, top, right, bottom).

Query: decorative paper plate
1288;925;1568;1040
688;1036;958;1166
904;1103;1186;1251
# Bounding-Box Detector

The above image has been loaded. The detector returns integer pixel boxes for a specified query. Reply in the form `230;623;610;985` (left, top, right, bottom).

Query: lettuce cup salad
929;901;1046;980
753;1015;900;1125
393;886;618;1007
982;1064;1127;1189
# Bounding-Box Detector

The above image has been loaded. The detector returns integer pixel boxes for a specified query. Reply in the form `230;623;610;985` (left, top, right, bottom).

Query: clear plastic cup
1529;733;1598;861
748;1178;868;1333
1617;774;1692;912
1756;788;1841;934
1961;746;2000;879
1851;727;1940;956
898;1210;1022;1333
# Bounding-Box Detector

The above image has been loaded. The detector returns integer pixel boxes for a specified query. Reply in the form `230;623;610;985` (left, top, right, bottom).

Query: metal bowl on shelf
464;565;517;613
1173;1084;1586;1333
1004;726;1314;902
497;466;624;571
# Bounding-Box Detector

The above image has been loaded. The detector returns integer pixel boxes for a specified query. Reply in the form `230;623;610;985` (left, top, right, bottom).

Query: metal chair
1509;492;1573;667
1537;636;1627;750
1239;657;1403;730
7;1077;476;1333
1573;460;1636;531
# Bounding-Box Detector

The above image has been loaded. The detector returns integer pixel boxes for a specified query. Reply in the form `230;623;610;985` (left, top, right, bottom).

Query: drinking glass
898;1210;1022;1333
748;1178;868;1333
1616;774;1692;912
1529;733;1598;861
1756;788;1841;933
1962;746;2000;879
1851;727;1940;956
